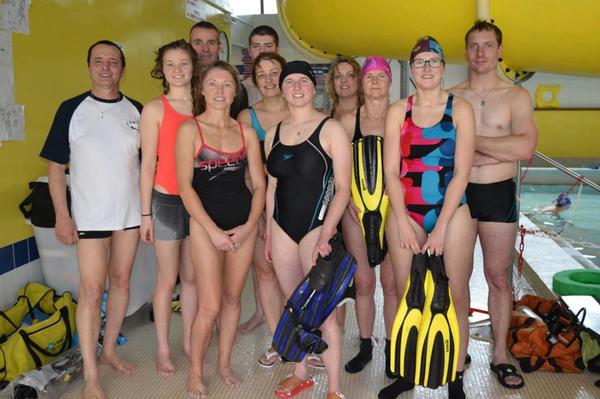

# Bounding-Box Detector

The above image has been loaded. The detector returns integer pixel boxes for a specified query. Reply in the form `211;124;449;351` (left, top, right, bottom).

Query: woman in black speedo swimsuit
264;60;352;399
176;61;266;399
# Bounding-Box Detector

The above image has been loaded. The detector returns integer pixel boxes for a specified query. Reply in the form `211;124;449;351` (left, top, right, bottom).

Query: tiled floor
56;242;600;398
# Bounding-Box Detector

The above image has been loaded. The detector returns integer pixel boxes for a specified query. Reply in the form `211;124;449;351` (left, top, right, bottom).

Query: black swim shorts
466;178;518;223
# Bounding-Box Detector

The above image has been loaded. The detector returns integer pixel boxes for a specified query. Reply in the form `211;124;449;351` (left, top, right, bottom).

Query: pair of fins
272;234;357;362
390;253;460;388
351;135;389;267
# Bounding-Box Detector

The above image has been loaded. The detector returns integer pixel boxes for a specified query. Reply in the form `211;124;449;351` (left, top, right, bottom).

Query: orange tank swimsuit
153;95;193;194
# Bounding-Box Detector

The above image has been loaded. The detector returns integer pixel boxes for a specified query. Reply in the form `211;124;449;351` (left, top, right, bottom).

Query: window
230;0;278;15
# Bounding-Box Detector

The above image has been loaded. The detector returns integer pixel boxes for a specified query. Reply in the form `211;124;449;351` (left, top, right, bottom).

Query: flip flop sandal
490;363;525;389
326;392;346;399
274;374;314;398
307;354;325;369
258;348;281;368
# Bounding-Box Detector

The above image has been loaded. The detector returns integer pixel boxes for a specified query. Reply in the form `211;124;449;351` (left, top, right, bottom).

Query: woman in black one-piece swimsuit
176;61;266;399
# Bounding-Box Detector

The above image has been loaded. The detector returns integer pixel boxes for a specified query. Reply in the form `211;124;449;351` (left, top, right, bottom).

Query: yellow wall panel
534;110;600;158
0;0;209;247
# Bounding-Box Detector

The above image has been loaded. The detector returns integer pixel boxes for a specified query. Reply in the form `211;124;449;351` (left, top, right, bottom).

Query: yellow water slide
278;0;600;77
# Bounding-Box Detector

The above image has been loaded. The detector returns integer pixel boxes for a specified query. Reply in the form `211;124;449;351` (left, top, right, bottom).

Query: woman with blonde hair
327;56;363;120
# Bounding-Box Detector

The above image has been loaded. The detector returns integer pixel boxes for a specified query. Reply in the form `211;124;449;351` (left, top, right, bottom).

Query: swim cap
279;60;316;88
556;193;571;207
361;56;392;80
410;36;445;64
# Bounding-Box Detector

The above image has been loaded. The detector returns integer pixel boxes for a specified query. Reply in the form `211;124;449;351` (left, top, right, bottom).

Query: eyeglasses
411;58;443;68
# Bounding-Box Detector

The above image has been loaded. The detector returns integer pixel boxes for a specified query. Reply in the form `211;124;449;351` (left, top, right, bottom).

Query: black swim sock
344;337;373;373
378;376;414;399
385;338;399;378
448;371;465;399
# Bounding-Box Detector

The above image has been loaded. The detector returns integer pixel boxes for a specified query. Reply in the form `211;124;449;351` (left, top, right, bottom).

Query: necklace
91;94;121;118
95;102;119;118
468;84;494;107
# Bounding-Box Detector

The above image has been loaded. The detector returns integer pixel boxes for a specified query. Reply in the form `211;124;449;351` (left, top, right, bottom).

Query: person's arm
48;162;78;245
473;151;501;166
476;87;537;161
263;125;278;262
422;97;475;255
139;100;162;243
176;120;235;251
383;100;421;253
236;108;251;126
312;120;352;262
225;126;266;247
41;99;77;245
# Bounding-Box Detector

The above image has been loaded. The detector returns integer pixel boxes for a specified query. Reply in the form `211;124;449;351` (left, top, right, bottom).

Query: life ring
553;269;600;299
535;84;561;108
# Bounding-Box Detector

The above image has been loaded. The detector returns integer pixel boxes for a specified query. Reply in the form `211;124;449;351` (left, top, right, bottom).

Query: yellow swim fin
351;135;389;267
389;253;428;380
414;255;460;388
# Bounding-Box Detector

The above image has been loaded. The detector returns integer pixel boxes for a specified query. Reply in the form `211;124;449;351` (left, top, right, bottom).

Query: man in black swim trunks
452;20;538;390
40;40;143;399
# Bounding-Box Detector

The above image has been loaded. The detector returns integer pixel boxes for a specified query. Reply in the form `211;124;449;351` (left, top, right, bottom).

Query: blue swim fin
272;233;357;362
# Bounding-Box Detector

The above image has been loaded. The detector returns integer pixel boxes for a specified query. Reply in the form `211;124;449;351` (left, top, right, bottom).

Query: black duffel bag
18;181;70;228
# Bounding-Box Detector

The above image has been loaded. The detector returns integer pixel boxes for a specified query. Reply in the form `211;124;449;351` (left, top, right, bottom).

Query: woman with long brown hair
176;61;266;399
139;39;197;376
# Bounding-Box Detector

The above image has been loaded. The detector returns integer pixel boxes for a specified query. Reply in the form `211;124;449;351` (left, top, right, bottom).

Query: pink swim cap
361;56;392;80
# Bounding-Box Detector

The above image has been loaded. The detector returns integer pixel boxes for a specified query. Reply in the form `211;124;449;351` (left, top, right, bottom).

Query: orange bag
508;295;586;373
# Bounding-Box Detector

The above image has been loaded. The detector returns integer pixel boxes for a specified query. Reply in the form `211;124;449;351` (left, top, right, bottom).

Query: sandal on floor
274;374;314;398
258;348;281;368
307;354;325;369
326;392;345;399
490;363;525;389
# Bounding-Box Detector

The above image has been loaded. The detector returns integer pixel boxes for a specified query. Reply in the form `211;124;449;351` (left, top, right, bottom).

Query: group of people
40;18;537;399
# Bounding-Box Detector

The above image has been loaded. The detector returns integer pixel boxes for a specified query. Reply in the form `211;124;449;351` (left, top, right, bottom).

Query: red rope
517;226;526;278
564;175;584;196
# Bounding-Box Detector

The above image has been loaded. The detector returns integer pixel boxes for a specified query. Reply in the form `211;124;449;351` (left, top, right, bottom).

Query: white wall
0;259;44;309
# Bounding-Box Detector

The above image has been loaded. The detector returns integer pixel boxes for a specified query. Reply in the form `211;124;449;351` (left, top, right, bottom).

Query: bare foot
219;365;241;388
99;352;135;376
238;313;264;335
187;374;208;399
156;353;176;377
83;379;107;399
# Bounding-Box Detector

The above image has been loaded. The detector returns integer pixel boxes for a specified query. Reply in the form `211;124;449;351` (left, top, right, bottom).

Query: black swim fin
389;253;428;381
414;255;460;388
351;135;390;267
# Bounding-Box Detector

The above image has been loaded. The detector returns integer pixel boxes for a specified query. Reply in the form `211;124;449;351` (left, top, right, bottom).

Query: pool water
519;184;600;267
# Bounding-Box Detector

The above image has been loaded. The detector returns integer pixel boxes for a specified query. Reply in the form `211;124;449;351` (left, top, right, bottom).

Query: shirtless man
452;20;538;390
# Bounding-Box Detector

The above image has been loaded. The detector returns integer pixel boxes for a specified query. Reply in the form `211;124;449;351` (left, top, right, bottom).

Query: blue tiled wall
0;237;39;276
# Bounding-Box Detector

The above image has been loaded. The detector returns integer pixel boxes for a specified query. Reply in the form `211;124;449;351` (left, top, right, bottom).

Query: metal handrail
530;150;600;192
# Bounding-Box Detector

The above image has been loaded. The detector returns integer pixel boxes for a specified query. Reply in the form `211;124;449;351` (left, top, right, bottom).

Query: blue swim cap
410;36;445;64
555;193;571;207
